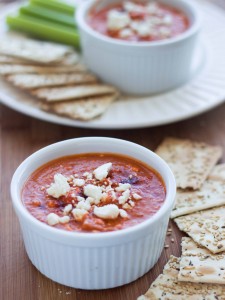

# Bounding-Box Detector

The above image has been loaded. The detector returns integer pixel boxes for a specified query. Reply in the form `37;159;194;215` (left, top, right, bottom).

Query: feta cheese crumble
47;173;70;198
63;204;73;215
47;213;59;226
119;209;128;218
133;193;142;200
107;10;130;31
118;189;131;204
93;162;112;181
45;161;144;226
83;184;103;204
76;200;91;211
73;178;85;187
59;216;70;224
116;183;131;192
94;204;120;220
72;208;88;221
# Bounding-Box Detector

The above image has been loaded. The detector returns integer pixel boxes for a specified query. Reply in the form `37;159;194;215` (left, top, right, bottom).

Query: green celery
29;0;75;15
6;14;79;48
20;4;76;28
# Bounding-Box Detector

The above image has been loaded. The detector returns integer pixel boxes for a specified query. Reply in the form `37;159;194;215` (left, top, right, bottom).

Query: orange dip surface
22;153;166;233
88;1;189;42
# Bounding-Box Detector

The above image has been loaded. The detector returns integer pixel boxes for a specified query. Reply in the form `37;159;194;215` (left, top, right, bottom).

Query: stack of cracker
138;137;225;299
0;35;119;120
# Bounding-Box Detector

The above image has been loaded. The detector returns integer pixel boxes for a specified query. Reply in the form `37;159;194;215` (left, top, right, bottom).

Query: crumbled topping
129;200;135;207
83;184;103;204
59;216;70;224
45;162;143;225
106;1;174;40
63;204;73;215
47;173;70;198
119;209;128;218
107;10;130;31
116;183;131;192
133;193;142;200
72;208;88;221
94;204;120;219
76;196;85;202
47;213;60;225
93;162;112;181
76;200;91;211
118;189;131;204
73;178;85;187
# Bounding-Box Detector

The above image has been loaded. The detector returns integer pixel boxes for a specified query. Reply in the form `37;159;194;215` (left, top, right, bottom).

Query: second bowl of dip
76;0;201;95
11;137;176;289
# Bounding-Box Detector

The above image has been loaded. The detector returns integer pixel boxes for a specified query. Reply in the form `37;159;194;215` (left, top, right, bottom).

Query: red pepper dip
22;153;166;233
88;1;189;42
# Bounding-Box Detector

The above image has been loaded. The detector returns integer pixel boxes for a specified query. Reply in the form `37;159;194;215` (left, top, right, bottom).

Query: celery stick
30;0;75;15
20;4;76;28
6;14;79;47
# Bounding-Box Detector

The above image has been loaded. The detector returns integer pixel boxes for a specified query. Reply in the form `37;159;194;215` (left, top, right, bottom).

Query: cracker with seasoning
155;137;222;190
171;178;225;218
137;256;225;300
6;73;97;89
174;206;225;254
0;63;86;75
41;94;118;121
31;84;118;102
0;35;72;63
179;237;225;284
0;52;79;66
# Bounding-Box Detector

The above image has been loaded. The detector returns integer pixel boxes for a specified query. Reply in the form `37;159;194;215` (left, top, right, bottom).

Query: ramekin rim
10;137;176;241
76;0;201;48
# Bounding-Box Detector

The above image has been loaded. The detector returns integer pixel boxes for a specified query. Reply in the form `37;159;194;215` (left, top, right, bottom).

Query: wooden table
1;1;225;299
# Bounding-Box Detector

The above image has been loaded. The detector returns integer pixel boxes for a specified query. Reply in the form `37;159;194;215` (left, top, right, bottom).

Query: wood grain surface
1;1;225;299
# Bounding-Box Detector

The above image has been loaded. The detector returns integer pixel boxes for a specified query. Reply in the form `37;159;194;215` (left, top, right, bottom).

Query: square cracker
174;206;225;254
171;178;225;218
179;237;225;284
137;256;225;300
41;94;117;121
0;52;79;66
0;64;86;75
155;137;222;190
0;36;71;63
32;84;118;102
7;73;97;89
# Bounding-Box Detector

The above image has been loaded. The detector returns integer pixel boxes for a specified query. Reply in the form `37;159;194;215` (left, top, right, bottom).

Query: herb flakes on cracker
156;137;222;190
137;256;225;300
179;237;225;284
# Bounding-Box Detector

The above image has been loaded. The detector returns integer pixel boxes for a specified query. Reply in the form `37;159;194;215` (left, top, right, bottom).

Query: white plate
0;0;225;129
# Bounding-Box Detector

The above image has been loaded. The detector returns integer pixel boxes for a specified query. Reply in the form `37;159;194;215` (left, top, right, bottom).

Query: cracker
171;179;225;218
7;73;97;89
0;55;30;64
32;84;118;102
0;64;86;75
209;164;225;181
178;237;225;284
155;137;222;190
174;206;225;254
41;94;117;120
0;52;79;66
0;36;71;63
137;256;225;300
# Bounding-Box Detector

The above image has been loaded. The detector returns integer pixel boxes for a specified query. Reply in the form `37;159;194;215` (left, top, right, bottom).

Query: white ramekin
11;137;176;290
76;0;201;95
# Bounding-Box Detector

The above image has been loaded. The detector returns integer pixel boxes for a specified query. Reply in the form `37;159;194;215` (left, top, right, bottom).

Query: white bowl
76;0;201;95
11;137;176;290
